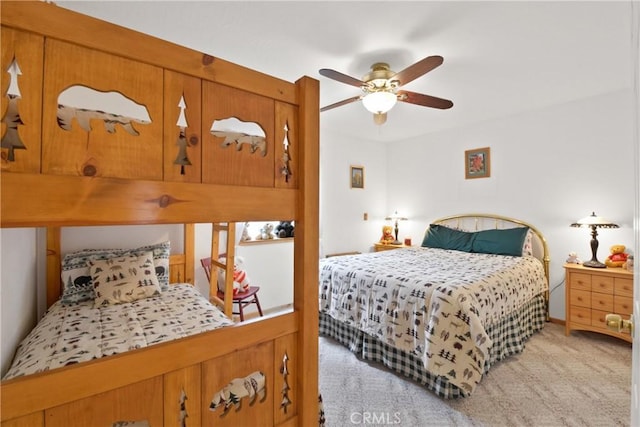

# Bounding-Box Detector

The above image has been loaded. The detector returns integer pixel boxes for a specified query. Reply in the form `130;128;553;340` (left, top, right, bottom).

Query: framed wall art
350;165;364;189
464;147;491;179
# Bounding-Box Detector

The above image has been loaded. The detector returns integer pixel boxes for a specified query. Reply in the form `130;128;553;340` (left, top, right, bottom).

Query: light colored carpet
319;322;632;427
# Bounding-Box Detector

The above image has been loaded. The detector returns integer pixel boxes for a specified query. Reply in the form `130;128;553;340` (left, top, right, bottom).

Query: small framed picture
465;147;491;179
350;165;364;189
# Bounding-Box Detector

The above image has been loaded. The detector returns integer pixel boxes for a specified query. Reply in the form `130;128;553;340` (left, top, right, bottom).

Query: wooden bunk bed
0;2;320;426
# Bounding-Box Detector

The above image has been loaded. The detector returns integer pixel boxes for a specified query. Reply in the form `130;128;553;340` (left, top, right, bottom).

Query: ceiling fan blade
397;90;453;109
319;68;364;88
393;56;444;87
320;95;362;112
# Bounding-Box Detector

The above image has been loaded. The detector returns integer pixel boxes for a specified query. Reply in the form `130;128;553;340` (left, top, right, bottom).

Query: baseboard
548;317;564;325
239;303;293;322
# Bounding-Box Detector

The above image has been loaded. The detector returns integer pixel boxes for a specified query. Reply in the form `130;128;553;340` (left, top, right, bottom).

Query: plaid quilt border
319;293;547;399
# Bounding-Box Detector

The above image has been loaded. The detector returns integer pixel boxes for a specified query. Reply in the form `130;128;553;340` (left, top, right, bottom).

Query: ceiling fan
319;56;453;125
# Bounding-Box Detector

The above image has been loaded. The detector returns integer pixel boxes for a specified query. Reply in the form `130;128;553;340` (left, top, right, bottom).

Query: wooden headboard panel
168;254;188;284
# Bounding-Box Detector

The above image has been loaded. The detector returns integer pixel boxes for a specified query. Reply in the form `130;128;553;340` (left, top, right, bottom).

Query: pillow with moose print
88;251;161;307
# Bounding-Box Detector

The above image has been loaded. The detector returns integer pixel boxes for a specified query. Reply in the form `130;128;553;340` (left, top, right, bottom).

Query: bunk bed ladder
208;222;236;317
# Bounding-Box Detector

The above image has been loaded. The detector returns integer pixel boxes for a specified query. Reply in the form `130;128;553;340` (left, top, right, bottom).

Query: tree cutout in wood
280;352;291;413
179;389;188;427
173;95;192;175
1;57;27;162
57;85;151;135
280;121;292;182
210;117;267;156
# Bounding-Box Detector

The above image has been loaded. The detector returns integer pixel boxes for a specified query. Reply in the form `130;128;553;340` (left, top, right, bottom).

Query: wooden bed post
295;75;320;425
184;223;195;284
46;227;61;307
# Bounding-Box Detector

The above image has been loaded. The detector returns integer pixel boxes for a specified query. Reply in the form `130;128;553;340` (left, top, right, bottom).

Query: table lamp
385;210;408;244
570;212;619;268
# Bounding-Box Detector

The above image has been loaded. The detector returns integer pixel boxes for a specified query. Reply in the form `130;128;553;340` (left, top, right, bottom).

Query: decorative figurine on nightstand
604;245;628;268
623;254;634;272
566;252;581;264
380;225;394;244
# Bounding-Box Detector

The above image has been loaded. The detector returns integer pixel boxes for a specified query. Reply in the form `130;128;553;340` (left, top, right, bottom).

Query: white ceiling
58;1;634;143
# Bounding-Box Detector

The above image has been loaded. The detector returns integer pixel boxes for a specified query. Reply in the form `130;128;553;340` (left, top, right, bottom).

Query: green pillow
471;227;529;257
421;224;475;252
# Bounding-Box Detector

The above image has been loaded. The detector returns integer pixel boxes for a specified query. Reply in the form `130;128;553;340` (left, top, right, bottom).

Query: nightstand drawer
570;289;591;308
591;292;613;311
569;273;591;290
614;278;633;297
591;309;609;328
614;296;633;315
570;306;591;326
591;277;614;294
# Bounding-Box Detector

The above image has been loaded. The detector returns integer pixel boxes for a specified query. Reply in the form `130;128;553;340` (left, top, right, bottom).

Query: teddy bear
255;223;275;240
604;244;628;268
217;256;251;295
240;222;252;242
565;252;581;264
380;225;395;244
275;221;294;238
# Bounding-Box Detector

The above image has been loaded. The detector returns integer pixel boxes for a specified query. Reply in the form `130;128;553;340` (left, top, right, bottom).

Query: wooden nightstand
374;242;408;252
564;263;633;342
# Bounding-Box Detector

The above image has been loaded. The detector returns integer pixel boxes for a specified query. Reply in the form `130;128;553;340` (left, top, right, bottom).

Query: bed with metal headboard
319;213;549;398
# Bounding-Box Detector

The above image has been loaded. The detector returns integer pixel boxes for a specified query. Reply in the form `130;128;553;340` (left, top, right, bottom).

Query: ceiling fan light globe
362;91;397;114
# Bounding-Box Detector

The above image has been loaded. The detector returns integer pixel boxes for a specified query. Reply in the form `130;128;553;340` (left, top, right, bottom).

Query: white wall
236;242;293;312
0;228;37;377
319;128;389;256
61;225;183;254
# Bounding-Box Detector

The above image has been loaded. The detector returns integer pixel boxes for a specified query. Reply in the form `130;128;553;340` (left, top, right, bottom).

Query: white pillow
522;229;534;257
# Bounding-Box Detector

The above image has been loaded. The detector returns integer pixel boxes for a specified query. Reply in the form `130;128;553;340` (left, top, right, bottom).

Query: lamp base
582;260;607;268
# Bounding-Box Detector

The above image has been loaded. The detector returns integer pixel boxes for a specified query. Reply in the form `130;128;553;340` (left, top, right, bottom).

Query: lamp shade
385;210;408;222
362;91;397;114
570;212;619;229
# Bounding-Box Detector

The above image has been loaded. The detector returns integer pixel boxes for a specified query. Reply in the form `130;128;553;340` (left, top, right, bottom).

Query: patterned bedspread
319;247;547;394
3;284;233;380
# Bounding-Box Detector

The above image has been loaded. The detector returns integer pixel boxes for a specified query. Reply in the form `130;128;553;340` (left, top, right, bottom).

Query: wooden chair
200;257;263;321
